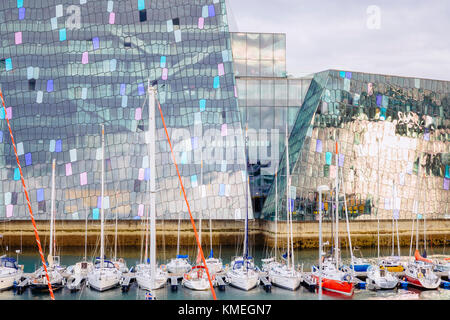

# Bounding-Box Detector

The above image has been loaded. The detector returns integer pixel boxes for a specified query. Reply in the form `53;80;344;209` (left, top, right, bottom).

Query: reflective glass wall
230;32;312;217
262;70;450;222
231;32;286;78
0;0;252;221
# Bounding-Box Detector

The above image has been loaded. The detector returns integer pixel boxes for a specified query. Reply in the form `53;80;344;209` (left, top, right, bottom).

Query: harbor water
1;245;449;300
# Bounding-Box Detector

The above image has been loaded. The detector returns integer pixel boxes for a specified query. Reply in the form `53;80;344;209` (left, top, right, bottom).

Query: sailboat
204;157;224;274
166;212;192;274
0;254;23;291
404;252;441;290
226;124;259;291
65;207;94;291
404;179;441;290
261;165;281;273
312;142;354;297
86;125;122;292
379;183;404;273
110;210;128;273
348;247;371;273
366;139;399;290
265;128;302;291
182;217;211;291
135;82;168;291
30;159;65;292
182;155;214;291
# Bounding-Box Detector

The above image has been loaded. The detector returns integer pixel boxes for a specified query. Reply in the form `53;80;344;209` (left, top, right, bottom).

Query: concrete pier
0;219;449;249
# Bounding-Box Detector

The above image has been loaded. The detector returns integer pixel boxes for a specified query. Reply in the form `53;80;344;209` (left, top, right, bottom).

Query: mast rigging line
156;99;217;300
0;88;55;300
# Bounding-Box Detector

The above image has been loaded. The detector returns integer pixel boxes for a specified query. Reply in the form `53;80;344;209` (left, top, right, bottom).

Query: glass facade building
0;0;252;220
230;32;312;217
0;2;448;223
262;70;450;221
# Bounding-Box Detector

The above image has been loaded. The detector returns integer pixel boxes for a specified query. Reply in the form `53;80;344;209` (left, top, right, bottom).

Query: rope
0;88;55;300
156;100;217;300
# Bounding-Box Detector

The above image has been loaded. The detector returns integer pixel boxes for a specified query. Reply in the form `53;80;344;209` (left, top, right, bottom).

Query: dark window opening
29;79;36;91
139;9;147;22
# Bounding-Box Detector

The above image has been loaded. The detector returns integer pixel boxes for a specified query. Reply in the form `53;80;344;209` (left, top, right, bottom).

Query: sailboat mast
391;181;395;257
318;187;324;300
285;130;290;269
334;141;339;268
114;208;118;261
394;183;400;257
416;158;421;252
177;214;181;256
100;124;105;268
49;158;56;261
340;166;354;274
209;157;213;255
148;81;157;288
243;124;249;261
423;185;427;253
409;217;415;257
285;125;294;270
416;207;419;251
84;203;88;261
274;166;278;260
199;153;203;262
199;218;202;262
144;207;149;263
377;137;380;260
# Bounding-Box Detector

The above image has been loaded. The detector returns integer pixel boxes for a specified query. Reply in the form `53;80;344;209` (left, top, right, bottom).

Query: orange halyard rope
156;100;217;300
0;88;55;300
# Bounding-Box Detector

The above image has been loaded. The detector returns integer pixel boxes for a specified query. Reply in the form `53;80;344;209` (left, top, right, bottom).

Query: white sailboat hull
366;277;398;290
366;266;398;290
136;274;167;290
0;270;22;291
65;262;94;291
226;269;259;291
87;268;121;292
182;278;210;291
205;258;223;274
30;268;65;292
167;259;192;274
135;264;167;290
269;272;302;291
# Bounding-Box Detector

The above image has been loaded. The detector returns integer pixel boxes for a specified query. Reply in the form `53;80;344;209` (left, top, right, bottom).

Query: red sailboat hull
404;275;439;290
312;275;354;296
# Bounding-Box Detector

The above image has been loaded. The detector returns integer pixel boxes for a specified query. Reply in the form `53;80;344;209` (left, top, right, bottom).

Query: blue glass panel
55;140;62;152
25;153;32;166
37;189;44;202
199;99;206;111
325;152;332;165
5;58;12;71
59;29;67;41
92;37;99;50
213;76;220;88
47;80;54;92
14;168;20;181
93;208;99;220
208;4;215;17
18;7;25;19
120;84;126;96
160;56;166;68
138;83;145;95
